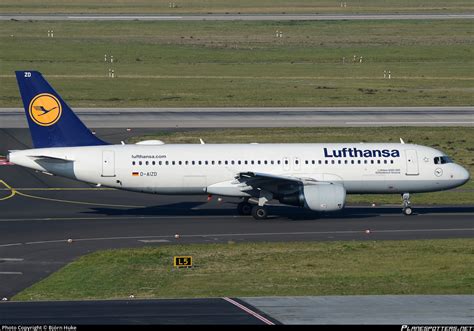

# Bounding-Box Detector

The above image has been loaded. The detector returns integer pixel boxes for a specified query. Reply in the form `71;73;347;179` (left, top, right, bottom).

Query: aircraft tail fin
15;71;108;148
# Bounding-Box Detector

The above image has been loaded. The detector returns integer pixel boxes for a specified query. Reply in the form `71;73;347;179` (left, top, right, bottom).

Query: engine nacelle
279;183;346;212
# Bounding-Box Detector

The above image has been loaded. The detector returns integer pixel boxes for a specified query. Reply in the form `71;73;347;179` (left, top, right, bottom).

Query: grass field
2;0;473;14
1;20;472;107
13;239;474;301
130;127;474;205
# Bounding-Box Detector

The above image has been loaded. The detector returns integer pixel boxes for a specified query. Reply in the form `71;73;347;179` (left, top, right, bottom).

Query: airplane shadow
81;201;474;221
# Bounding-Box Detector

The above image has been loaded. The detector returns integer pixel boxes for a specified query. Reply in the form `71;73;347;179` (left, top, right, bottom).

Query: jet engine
278;183;346;211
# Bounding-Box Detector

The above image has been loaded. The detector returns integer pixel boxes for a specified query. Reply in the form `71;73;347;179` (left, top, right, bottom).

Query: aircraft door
102;150;116;177
405;149;419;176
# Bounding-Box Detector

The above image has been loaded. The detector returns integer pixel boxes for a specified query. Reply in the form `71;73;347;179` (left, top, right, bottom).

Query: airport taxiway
1;107;473;128
2;14;474;21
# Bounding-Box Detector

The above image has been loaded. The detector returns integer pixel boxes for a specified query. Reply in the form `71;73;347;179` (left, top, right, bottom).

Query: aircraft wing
235;171;317;194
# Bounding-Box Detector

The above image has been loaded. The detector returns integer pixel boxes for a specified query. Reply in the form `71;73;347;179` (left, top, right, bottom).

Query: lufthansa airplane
7;71;470;219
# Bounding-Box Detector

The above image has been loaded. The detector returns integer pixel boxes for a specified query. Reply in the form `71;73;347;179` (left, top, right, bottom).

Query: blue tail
15;71;108;148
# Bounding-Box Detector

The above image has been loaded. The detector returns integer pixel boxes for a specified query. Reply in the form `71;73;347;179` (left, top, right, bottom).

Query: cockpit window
434;156;452;164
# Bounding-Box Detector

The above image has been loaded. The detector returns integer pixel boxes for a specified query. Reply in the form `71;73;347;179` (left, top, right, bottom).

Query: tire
237;202;252;216
403;207;413;216
251;206;268;220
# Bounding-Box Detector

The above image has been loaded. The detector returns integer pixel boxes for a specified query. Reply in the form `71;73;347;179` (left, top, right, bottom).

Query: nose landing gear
402;193;413;215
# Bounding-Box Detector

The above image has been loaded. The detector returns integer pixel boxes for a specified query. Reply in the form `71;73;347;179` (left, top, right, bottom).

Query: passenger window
258;160;261;165
192;161;195;165
325;160;329;164
205;161;208;165
139;161;142;165
132;161;136;165
185;161;188;165
351;160;354;164
152;161;156;165
364;160;367;164
434;157;440;164
390;160;394;164
284;160;288;165
377;160;381;164
264;160;268;165
305;160;309;165
225;161;228;165
251;160;254;165
345;160;348;164
277;160;281;165
357;160;361;164
318;160;322;165
384;160;387;164
245;160;248;165
238;160;241;165
270;160;274;165
165;161;169;165
218;161;221;165
171;161;175;165
198;161;202;165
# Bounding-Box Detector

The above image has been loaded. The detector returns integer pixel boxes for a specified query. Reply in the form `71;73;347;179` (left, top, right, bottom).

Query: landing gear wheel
251;206;268;220
401;193;413;216
237;202;252;216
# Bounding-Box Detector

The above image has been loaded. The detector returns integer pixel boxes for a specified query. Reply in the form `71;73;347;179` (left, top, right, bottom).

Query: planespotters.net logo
28;93;62;126
401;326;473;331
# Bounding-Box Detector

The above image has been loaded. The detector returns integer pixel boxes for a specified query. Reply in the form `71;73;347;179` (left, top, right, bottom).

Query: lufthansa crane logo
29;93;62;126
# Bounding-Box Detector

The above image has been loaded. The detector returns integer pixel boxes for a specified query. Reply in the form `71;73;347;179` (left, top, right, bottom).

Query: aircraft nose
456;165;470;185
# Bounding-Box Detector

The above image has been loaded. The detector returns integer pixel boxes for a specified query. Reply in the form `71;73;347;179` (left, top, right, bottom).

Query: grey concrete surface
0;298;278;325
244;295;474;324
2;107;473;128
2;14;473;21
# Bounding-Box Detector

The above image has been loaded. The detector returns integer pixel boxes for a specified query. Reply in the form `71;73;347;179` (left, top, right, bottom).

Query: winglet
400;138;405;144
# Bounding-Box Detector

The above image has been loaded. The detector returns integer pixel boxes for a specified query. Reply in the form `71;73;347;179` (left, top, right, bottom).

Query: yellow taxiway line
0;180;143;208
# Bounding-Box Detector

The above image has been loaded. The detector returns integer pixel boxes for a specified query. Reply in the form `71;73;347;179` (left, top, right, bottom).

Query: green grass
2;0;473;14
1;20;473;107
130;127;474;205
13;239;474;301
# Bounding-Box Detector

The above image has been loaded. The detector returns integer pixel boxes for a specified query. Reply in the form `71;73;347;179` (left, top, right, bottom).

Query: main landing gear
251;205;268;220
237;200;252;216
237;191;272;220
402;193;413;216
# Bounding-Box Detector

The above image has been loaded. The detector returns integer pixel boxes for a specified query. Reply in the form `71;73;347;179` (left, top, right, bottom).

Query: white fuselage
9;143;470;196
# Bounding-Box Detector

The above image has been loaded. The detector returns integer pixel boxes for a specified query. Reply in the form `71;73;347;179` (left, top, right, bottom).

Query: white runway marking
223;297;275;325
0;258;23;262
0;272;23;275
138;239;170;243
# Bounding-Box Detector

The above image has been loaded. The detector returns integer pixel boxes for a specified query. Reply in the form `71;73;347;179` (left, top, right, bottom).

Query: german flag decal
132;172;139;176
